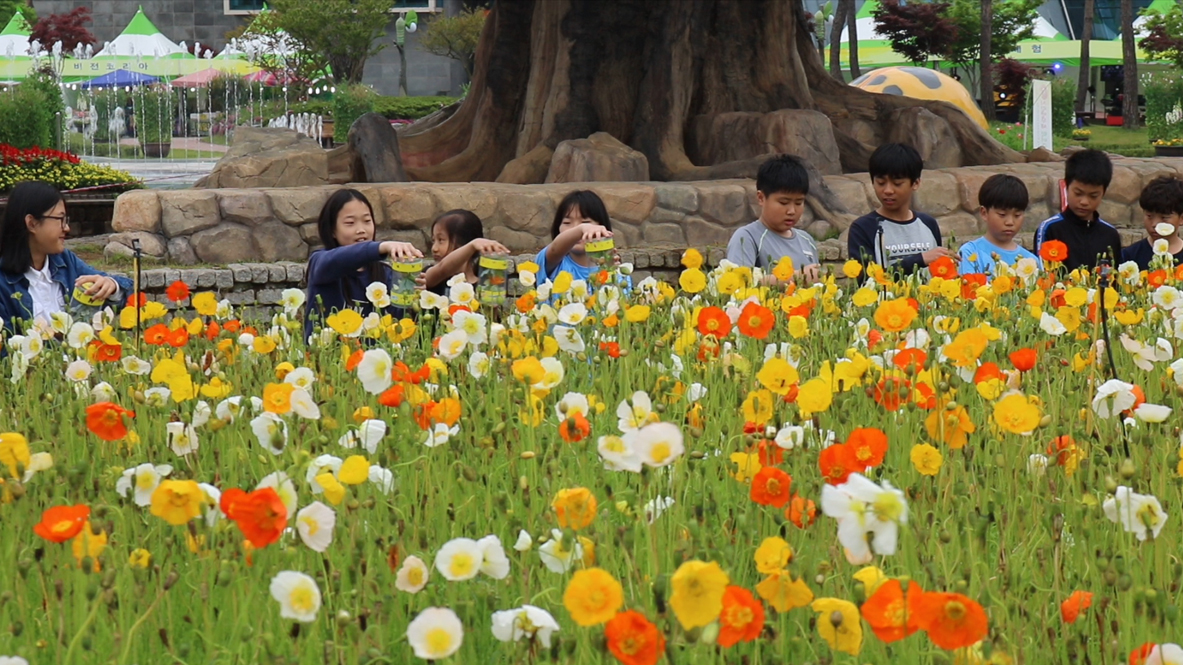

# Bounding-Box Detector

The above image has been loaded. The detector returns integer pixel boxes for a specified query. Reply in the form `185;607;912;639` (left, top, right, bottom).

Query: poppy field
3;248;1183;664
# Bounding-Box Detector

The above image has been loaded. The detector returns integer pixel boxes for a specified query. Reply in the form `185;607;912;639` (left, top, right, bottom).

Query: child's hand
921;247;958;265
414;273;427;291
380;241;424;260
469;239;510;255
801;264;821;283
579;223;612;243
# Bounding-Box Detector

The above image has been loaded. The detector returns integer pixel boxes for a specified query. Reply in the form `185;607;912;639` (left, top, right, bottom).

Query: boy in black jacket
1120;175;1183;271
1034;149;1122;271
847;143;955;275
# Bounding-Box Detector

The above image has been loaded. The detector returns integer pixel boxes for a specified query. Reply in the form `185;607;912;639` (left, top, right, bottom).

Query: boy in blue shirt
959;174;1039;275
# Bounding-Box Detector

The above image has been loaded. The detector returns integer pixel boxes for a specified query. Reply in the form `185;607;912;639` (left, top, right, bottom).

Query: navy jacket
847;211;943;275
1121;238;1183;272
304;242;405;341
0;250;132;333
1034;209;1122;272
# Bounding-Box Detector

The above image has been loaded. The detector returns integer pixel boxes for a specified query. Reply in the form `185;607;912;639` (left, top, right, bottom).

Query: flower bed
2;249;1183;663
0;144;142;195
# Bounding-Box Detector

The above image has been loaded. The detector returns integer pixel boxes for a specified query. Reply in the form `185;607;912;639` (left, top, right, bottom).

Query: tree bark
1075;0;1094;115
397;44;408;97
398;0;1020;183
1120;0;1140;129
979;0;995;122
846;0;859;79
829;0;849;80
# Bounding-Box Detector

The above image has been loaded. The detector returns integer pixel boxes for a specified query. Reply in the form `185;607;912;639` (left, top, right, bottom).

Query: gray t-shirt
726;221;819;270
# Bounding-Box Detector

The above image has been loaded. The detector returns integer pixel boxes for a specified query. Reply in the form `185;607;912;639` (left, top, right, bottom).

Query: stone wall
112;156;1183;269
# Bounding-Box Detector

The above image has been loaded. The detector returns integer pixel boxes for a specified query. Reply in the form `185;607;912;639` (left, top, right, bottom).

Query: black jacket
1121;238;1183;271
847;211;943;275
1034;209;1122;272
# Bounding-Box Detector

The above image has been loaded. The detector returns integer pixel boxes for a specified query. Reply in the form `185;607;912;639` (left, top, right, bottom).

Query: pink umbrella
243;69;295;87
169;68;224;88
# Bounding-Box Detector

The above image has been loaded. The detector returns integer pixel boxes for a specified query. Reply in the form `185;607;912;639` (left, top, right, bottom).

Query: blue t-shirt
958;237;1040;276
536;247;593;282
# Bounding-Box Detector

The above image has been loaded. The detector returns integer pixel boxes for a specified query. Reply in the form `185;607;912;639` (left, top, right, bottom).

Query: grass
989;121;1158;157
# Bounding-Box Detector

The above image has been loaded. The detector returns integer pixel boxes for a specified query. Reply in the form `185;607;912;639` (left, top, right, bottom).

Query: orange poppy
430;397;462;426
1046;435;1078;466
559;413;592;443
1060;590;1093;624
755;439;784;466
873;375;911;411
1040;239;1069;263
224;320;242;333
929;256;959;279
516;292;536;314
874;298;918;333
1129;643;1157;665
599;341;621;358
893;348;927;374
1148;269;1168;288
219;487;288;548
1009;348;1037;372
378;384;405;408
90;341;122;363
750;467;792;508
914;591;989;650
552;487;598;530
126;292;148;308
1125;384;1146;415
786;494;817;528
866;328;885;350
697;340;721;362
697;306;732;339
85;402;134;441
737;302;775;339
973;362;1004;384
34;504;90;543
604;610;665;665
345;349;365;372
391;361;430;385
846;428;888;468
717;585;765;648
861;579;924;642
913;382;937;410
165;327;190;348
819;443;857;485
204;320;221;340
144;324;170;346
960;273;988;300
166;280;191;303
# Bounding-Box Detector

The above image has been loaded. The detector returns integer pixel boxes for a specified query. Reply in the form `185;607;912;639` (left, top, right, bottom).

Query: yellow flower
788;315;809;338
842;260;862;279
852;287;879;307
910;443;943;476
681;248;704;270
128;548;152;569
925;405;975;449
552;487;598;530
625;305;651;323
852;566;887;595
811;597;863;656
992;393;1041;435
518;261;540;274
1114;308;1145;325
796;378;833;416
757;570;814;613
353;406;376;423
873;298;916;332
151;355;195;403
772;256;795;281
669;560;730;630
717;271;743;295
562;568;623;626
753;537;793;574
0;432;30;479
338;456;370;485
149;480;204;526
262;383;294;415
552;271;573;294
679;268;707;293
729;452;762;482
192;292;219;317
1064;287;1088;307
511;357;545;385
519;394;545;427
976;378;1006;400
316;473;346;506
756;358;799;395
327;310;363;336
741;389;775;424
141;301;168;321
72;522;108;568
199;377;233;399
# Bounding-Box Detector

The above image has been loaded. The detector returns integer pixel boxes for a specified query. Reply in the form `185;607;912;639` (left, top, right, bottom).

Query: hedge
0;87;52;150
1145;73;1183;142
0;144;142;194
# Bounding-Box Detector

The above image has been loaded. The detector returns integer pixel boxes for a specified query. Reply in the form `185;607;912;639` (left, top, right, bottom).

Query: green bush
1050;77;1076;139
0;144;142;194
23;66;64;149
1145;73;1183;142
133;87;175;145
0;87;51;149
332;84;377;143
90;89;130;142
372;96;457;120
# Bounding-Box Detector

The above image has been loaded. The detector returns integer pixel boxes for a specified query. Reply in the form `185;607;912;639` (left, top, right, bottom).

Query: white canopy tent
94;6;188;58
0;13;33;58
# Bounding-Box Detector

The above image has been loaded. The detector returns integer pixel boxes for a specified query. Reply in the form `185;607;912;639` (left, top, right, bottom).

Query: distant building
29;0;467;96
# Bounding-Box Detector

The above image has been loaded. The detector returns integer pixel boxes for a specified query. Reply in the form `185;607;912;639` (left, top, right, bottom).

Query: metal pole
132;238;142;349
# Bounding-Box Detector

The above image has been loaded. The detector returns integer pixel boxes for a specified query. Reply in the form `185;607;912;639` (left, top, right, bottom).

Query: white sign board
1031;79;1053;151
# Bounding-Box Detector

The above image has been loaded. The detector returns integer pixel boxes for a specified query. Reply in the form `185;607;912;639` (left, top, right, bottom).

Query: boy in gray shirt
726;154;820;283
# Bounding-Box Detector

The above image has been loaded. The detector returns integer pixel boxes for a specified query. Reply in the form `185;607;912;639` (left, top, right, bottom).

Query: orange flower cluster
85;402;135;441
861;579;988;650
819;428;888;485
219;488;288;548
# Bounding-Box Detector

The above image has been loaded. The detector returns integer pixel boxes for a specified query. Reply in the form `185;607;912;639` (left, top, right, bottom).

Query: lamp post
394;10;418;97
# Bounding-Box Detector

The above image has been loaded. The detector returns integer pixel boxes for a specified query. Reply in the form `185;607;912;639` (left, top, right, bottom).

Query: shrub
133;87;175;145
1144;72;1183;142
1050;77;1076;139
0;87;51;149
22;66;64;149
0;144;141;194
332;84;377;143
372;96;457;121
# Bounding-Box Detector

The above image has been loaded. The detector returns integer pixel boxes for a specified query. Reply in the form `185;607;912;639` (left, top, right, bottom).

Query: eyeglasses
40;214;70;230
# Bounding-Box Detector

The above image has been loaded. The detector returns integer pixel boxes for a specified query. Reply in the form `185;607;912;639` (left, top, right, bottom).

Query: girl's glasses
41;214;70;230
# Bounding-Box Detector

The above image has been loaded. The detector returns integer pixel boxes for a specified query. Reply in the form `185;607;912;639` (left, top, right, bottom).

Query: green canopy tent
94;6;191;58
0;12;32;58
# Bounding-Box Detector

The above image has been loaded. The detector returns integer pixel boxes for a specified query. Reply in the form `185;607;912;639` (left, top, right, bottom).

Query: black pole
132;238;142;349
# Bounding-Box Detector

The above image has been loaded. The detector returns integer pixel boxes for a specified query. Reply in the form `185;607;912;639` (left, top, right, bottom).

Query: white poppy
449;282;475;306
434;538;483;581
557;303;587;326
166;422;199;456
821;473;909;561
251;412;289;455
625;422;685;468
1154;285;1183;311
437;329;469;361
452;310;487;347
1039;312;1067;336
420;290;450;311
406;607;464;660
644;496;675;524
774;425;805;450
269;571;321;623
616;391;657;431
64;359;92;383
1027;454;1049;475
368;465;394;493
423;423;459;448
284;367;316;390
555;392;591;421
491;605;559;648
144;387;171;408
90;381;117;403
280;288;306;316
687;383;708;402
289;388;321;420
116;462;173;506
216;396;244;423
552;325;585;354
306;455;343;494
366;282;392;308
1145;643;1183;665
538;529;582;574
597;434;643;473
513;530;533;552
66;322;95;349
1134;403;1172;423
396;555;430;594
356;349;393;394
198;483;221;527
467;351;490;379
22;452;53;483
531;357;564;391
296;502;335;552
1091;379;1137;419
121;355;152;375
1103;486;1168;541
477;535;510;579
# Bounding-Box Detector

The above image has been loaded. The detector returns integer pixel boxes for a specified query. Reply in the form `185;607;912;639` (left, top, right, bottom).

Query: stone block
1024;203;1051;231
642;223;686;245
886;107;962;169
161;190;220;237
423;185;499;224
654;184;699;214
106;232;167;258
112;190;162;234
688;110;841;175
251;265;270;283
612;224;641;248
286;264;305;282
818;239;843;261
375;228;429;249
378;186;439;230
202;127;329;189
226;289;255;305
649;208;687;225
939;212;982;238
597;185;657;225
144;270;166;288
822;176;876;218
195;270;217;288
683;216;732;248
228;263;253;282
257;289;283;305
695;182;749;226
350;185;388;227
1106;166;1143;205
217;190;273;226
495;189;556;237
215;270;233;289
268;188;331;227
190;225;260;264
546;132;649;183
496;144;554;185
1098;200;1132;228
163;269;181;284
167;237;198;266
955;170;991;213
253;223;308;262
913;171;960;217
268;264;288;282
299;223;320;244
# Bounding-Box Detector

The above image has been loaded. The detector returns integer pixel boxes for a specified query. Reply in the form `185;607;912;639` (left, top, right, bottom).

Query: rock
912;170;960;216
252;222;309;262
688;110;842;175
1060;145;1087;158
1105;166;1143;205
821;176;876;224
597;185;657;225
695;181;749;226
380;186;440;230
105;231;167;258
160;190;220;237
546;132;649;183
350;185;388;227
1098;200;1132;228
1026;147;1064;163
190;224;260;264
655;183;699;214
683;216;733;247
1024;202;1051;231
495;189;557;237
885;107;962;170
955;169;992;213
201;127;330;189
347;112;409;183
806;218;837;240
642;223;686;245
496;145;554;185
112;190;162;234
938;212;982;238
300;223;321;245
217;190;273;226
167;237;199;265
375;228;429;250
485;226;543;253
269;188;331;227
427;185;500;223
326;145;357;184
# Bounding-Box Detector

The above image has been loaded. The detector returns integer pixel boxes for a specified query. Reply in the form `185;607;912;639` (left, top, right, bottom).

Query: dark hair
868;143;924;182
1;180;63;275
432;209;484;249
1064;149;1113;190
550;190;611;239
1139;175;1183;216
315;188;385;301
756;154;810;197
978;174;1029;211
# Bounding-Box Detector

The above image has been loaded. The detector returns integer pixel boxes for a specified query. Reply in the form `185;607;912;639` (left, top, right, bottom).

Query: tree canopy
871;0;958;65
268;0;391;84
420;9;487;80
1139;3;1183;70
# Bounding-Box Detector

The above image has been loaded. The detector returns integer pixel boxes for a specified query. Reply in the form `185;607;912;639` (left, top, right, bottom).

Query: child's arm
308;242;421;285
726;227;758;268
543;223;611;276
423;238;510;289
847;218;877;269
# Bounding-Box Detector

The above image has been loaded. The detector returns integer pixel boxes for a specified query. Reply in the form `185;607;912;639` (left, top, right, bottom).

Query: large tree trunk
979;0;995;123
1075;0;1094;115
846;0;860;79
398;0;1020;183
1120;0;1140;130
829;0;850;80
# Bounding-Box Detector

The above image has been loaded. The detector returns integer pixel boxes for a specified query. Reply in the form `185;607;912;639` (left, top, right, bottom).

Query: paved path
86;158;218;189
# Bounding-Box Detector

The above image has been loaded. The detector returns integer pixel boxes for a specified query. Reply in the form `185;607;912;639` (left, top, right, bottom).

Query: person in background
725;154;820;283
536;190;615;284
304;188;421;341
1121;175;1183;271
958;174;1039;275
1034;149;1122;271
847;143;954;275
422;209;509;296
0;180;131;332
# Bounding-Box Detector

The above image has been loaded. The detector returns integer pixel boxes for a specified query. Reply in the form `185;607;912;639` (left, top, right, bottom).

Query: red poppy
559;413;592;443
1130;643;1158;665
755;439;784;466
819;443;857;485
1040;239;1069;264
913;382;937;410
929;256;959;279
125;292;148;308
737;302;775;340
960;273;988;300
696;340;721;362
219;487;288;548
846;427;888;468
861;579;924;642
224;320;242;333
750;467;792;508
204;320;221;341
1060;590;1093;624
86;402;135;441
605;610;665;665
697;306;732;339
893;348;928;374
166;280;191;303
599;341;621;359
1009;348;1037;372
391;361;430;384
34;504;90;543
717;585;765;647
973;362;1004;384
378;384;405;408
345;349;365;372
145;324;170;346
913;591;989;650
1046;435;1077;466
781;383;799;404
873;375;912;411
866;329;885;350
1148;270;1168;288
165;327;190;348
786;494;817;528
90;341;122;363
